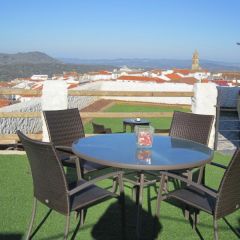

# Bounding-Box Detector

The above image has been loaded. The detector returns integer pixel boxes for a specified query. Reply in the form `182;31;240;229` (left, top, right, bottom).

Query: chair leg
213;218;219;240
155;175;165;218
184;170;193;220
25;198;37;240
133;185;140;204
75;157;82;181
80;209;87;227
111;177;118;193
64;215;70;240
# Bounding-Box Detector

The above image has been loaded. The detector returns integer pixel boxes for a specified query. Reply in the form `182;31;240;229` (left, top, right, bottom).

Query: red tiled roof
173;68;191;75
98;70;112;75
67;83;79;89
170;77;197;85
0;82;12;87
0;99;11;107
165;73;182;80
117;76;165;83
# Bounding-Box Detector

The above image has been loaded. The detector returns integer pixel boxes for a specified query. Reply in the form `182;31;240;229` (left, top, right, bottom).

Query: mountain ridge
0;51;60;65
60;57;240;71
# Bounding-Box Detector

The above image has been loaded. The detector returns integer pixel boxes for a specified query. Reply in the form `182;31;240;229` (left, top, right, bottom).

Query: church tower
192;50;201;70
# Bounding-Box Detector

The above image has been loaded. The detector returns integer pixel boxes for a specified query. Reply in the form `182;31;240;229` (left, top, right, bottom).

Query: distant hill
0;51;60;65
1;52;240;81
60;58;240;71
0;52;115;81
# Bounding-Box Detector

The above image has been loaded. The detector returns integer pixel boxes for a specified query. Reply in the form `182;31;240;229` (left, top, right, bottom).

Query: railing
0;88;193;143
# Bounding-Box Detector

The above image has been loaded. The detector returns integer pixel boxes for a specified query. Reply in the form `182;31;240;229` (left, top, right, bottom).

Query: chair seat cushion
167;185;216;214
69;180;117;211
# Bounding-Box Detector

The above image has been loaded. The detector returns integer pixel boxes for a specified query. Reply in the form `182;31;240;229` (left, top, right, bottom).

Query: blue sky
1;0;240;62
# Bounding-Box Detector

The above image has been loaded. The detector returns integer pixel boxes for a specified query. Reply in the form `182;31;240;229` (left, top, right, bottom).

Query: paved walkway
216;110;239;155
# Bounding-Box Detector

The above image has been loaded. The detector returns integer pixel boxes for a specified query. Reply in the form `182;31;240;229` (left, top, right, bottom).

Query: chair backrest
17;131;70;215
169;111;214;145
215;148;240;219
92;122;107;134
43;108;85;147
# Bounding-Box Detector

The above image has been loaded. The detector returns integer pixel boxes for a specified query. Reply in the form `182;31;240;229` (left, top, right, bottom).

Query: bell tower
192;50;201;70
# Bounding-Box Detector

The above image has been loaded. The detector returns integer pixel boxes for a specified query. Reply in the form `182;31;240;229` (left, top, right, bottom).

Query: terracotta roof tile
117;76;165;83
67;83;79;89
173;68;191;75
165;73;182;80
170;77;197;85
0;99;11;107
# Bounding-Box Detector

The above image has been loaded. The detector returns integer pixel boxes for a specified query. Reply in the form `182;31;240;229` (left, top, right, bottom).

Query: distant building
31;75;48;81
191;50;201;71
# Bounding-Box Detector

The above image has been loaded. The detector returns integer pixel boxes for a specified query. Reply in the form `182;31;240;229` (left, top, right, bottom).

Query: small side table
123;118;150;132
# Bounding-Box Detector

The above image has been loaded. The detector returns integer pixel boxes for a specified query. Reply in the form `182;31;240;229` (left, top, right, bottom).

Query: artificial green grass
84;102;190;133
0;152;239;239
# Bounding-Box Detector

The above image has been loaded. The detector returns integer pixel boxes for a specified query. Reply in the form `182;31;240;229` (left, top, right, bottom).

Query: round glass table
72;133;213;236
72;133;213;171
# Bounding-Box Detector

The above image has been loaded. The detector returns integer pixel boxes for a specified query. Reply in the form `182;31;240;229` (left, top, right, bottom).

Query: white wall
192;83;218;148
76;80;193;104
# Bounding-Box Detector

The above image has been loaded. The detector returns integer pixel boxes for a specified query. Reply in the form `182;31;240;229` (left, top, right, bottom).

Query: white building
31;75;48;81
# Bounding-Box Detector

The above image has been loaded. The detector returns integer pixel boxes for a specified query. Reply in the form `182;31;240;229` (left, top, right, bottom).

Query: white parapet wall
42;80;68;142
192;83;218;149
77;81;193;105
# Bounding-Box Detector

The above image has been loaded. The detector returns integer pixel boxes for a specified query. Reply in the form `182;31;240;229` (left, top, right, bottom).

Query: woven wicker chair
92;122;112;134
156;148;240;240
169;111;214;146
168;111;214;185
43;108;107;179
17;130;124;240
128;111;214;203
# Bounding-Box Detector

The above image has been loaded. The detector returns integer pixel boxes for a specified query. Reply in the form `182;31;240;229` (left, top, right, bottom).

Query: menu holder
135;125;154;148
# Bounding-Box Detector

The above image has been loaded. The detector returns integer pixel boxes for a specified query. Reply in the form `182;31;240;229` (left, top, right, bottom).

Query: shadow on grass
91;196;162;240
0;234;22;240
223;217;240;238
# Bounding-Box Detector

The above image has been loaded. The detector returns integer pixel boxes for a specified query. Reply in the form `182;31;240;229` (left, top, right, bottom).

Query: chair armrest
209;162;227;170
55;145;74;155
160;171;218;198
68;171;124;196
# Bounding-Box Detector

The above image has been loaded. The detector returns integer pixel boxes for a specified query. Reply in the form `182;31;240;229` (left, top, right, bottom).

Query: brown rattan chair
17;130;124;240
169;111;214;146
43;108;107;179
156;148;240;240
92;122;112;134
128;111;214;203
167;111;214;186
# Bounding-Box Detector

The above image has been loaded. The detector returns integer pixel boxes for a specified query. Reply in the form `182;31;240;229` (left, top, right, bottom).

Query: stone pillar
191;83;218;149
42;80;68;141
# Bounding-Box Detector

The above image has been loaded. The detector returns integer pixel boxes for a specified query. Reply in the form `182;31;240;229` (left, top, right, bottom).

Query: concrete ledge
0;150;26;155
